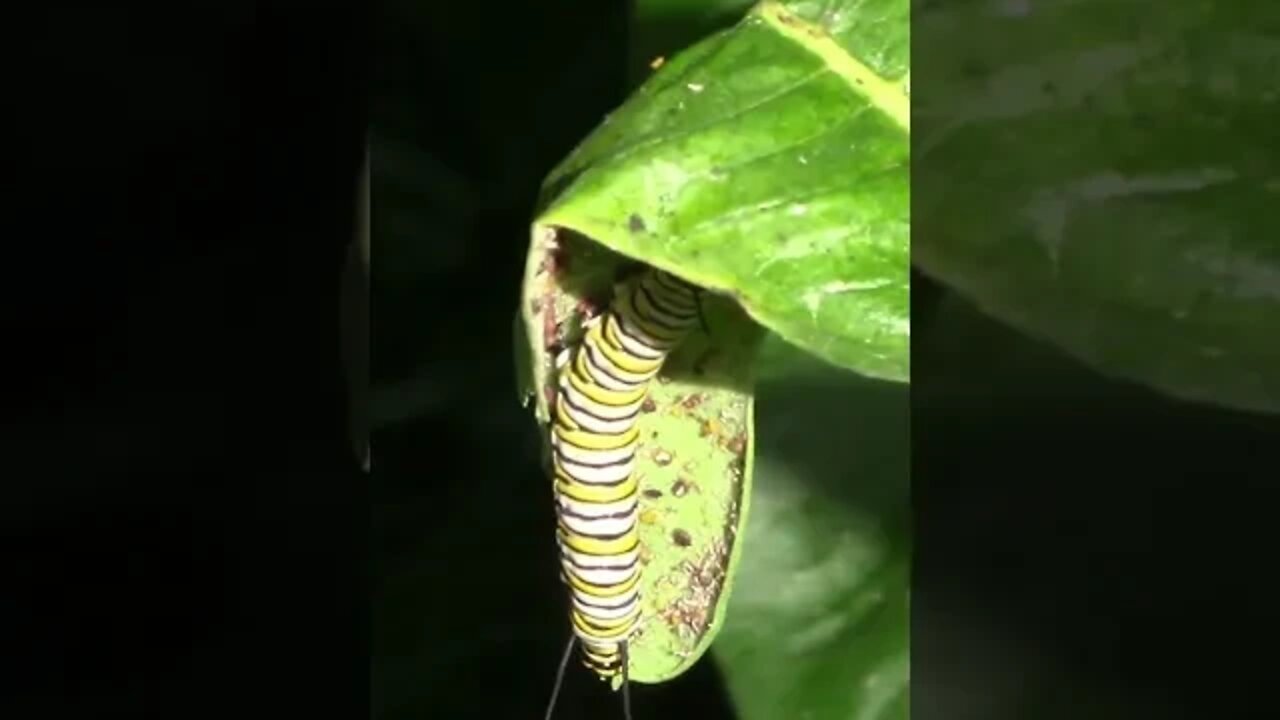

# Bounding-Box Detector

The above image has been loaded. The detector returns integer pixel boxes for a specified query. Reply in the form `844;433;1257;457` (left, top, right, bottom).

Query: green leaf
714;337;908;720
514;0;912;693
913;0;1280;414
538;0;910;380
369;131;476;294
621;294;758;683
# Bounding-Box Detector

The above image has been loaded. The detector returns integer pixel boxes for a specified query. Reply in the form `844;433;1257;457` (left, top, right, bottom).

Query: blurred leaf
916;289;1141;408
369;361;451;431
537;0;910;380
913;0;1280;414
341;147;369;467
370;131;476;291
714;336;908;720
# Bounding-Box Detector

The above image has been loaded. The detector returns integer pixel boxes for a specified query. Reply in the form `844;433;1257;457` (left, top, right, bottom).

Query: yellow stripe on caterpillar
553;421;640;451
563;562;642;599
589;323;665;376
615;291;685;345
573;604;640;632
558;524;641;558
601;313;661;358
554;472;639;504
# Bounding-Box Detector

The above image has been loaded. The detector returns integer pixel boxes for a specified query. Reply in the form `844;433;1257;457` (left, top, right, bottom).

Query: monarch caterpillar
544;267;703;719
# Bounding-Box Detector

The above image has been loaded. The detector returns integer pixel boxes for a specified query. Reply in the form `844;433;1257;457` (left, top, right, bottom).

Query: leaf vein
756;0;909;132
582;66;831;173
690;105;869;182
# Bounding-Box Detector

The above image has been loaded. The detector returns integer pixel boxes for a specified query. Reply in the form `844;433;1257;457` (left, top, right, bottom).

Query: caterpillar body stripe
548;267;701;696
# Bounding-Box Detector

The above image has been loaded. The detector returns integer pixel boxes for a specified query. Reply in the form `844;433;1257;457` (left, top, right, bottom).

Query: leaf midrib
755;0;910;133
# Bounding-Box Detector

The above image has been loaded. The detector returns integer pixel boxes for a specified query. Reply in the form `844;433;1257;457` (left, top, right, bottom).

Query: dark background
5;3;366;717
4;1;1276;719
